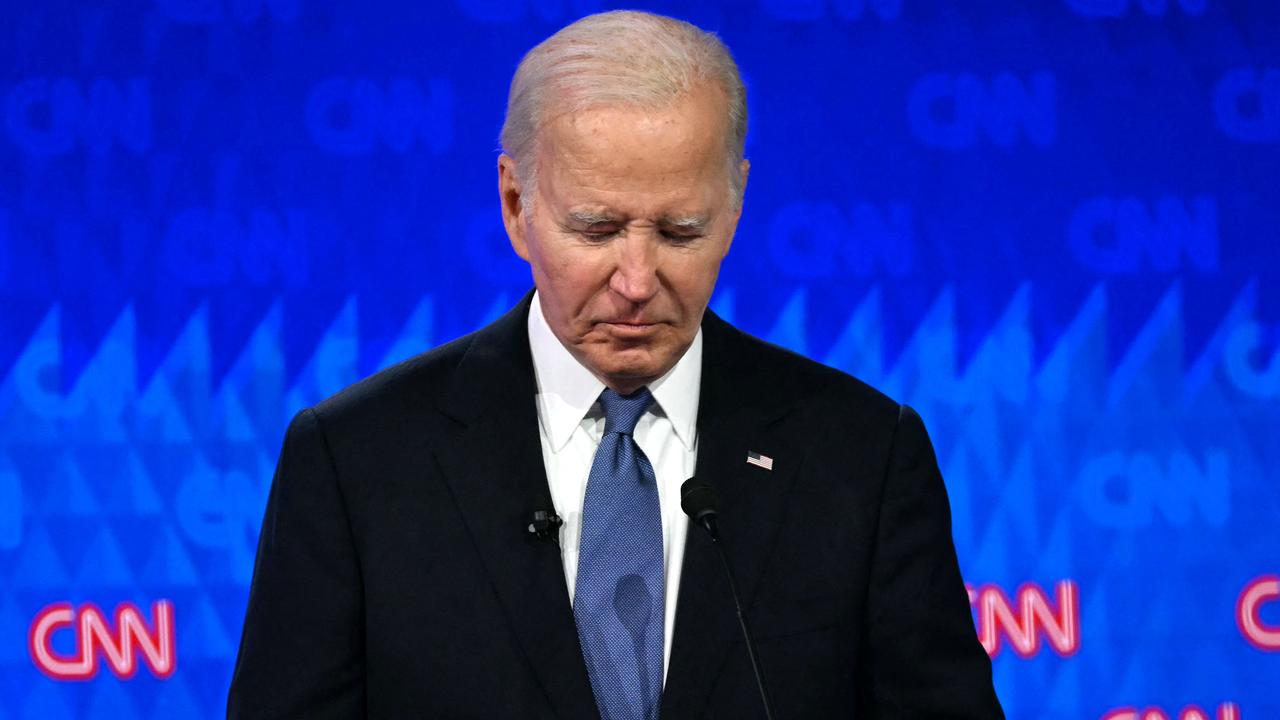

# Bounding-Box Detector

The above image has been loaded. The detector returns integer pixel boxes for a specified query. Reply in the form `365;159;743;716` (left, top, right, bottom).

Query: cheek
525;232;575;283
531;243;610;305
664;252;724;302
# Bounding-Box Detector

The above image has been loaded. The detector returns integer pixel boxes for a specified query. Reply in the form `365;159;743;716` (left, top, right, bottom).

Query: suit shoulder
308;330;476;425
728;325;900;423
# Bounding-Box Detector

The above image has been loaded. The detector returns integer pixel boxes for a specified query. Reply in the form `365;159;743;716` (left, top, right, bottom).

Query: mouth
599;321;662;338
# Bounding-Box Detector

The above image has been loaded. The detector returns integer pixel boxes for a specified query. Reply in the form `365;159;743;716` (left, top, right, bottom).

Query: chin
590;347;671;385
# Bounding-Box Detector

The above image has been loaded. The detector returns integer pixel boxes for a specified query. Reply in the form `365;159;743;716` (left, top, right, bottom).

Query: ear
498;154;531;262
736;158;751;210
722;158;751;258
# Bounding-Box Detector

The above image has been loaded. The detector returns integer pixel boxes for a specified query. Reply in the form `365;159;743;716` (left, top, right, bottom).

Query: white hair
499;10;748;207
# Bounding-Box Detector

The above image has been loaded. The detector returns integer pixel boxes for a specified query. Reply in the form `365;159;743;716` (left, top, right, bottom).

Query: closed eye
662;231;704;243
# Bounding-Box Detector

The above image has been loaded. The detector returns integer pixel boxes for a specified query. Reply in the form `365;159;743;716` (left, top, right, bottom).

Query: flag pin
746;451;774;471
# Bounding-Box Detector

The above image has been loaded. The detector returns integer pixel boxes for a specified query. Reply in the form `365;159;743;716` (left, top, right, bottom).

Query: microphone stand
707;520;777;720
683;479;777;720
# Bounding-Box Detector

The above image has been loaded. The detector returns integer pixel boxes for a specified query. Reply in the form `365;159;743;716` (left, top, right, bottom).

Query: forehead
536;85;732;217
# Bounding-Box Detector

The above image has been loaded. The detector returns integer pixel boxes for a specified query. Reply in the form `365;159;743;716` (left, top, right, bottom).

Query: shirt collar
527;291;702;453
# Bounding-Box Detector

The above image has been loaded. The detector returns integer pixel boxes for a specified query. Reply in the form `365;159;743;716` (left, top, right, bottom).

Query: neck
601;377;654;397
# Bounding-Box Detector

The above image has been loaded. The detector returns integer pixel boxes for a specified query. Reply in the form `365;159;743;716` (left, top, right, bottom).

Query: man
228;10;1003;719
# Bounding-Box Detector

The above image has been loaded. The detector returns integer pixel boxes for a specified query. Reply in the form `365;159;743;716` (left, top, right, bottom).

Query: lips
598;317;662;326
600;320;661;336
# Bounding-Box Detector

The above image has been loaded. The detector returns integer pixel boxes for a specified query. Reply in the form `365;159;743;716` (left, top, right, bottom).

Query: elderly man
228;10;1003;719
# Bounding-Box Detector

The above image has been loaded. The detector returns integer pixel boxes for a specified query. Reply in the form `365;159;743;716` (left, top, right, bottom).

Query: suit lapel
431;298;798;719
431;294;600;720
662;312;801;719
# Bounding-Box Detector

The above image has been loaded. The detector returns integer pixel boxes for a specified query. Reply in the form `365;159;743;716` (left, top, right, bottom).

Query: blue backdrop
1;1;1278;718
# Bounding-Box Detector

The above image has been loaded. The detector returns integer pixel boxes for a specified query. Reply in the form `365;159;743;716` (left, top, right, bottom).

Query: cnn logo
1102;705;1241;720
967;580;1080;658
28;600;176;680
1237;575;1280;651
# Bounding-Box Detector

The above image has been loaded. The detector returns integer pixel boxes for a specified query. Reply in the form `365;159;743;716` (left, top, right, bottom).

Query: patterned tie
574;387;664;720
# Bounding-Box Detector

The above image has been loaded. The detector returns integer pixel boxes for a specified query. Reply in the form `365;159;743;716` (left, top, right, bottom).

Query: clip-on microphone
526;509;563;543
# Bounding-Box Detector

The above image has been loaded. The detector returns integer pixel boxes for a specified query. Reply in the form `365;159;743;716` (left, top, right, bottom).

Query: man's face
499;84;747;393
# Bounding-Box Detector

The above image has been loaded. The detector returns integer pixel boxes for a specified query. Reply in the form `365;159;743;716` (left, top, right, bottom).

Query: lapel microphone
680;478;778;720
526;509;563;543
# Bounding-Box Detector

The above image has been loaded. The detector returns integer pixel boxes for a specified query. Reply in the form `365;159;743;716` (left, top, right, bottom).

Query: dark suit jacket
227;294;1004;719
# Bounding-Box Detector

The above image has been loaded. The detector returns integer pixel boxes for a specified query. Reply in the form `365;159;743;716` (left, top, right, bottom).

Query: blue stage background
1;1;1278;718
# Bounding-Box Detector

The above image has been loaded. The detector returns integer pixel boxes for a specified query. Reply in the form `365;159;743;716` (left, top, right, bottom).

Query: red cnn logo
967;580;1080;658
1101;703;1241;720
28;600;176;680
1236;574;1280;651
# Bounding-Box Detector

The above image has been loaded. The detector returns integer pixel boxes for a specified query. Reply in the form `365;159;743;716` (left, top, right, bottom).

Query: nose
608;233;660;304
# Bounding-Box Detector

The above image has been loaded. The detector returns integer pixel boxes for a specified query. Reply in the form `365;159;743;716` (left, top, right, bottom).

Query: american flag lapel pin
746;450;774;471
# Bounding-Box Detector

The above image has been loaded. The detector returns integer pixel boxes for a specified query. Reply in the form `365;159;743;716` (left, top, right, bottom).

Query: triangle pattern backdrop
1;1;1278;718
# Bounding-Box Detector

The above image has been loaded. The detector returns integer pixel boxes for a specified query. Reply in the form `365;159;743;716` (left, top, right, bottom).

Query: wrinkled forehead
534;89;737;215
537;78;735;150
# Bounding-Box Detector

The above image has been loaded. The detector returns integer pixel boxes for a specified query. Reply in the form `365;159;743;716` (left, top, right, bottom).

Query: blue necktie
574;387;664;720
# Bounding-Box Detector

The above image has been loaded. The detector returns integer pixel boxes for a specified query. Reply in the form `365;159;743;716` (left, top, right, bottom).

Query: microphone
525;509;563;543
681;478;777;720
681;480;720;539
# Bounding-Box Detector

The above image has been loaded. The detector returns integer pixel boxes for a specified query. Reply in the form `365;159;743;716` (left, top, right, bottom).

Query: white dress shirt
527;292;700;682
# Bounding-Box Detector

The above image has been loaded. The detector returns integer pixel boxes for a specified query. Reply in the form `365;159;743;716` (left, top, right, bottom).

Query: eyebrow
664;215;711;232
566;210;620;226
564;210;711;232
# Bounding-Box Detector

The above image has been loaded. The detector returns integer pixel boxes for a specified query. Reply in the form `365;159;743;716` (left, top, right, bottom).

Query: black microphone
681;478;777;720
525;509;563;543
